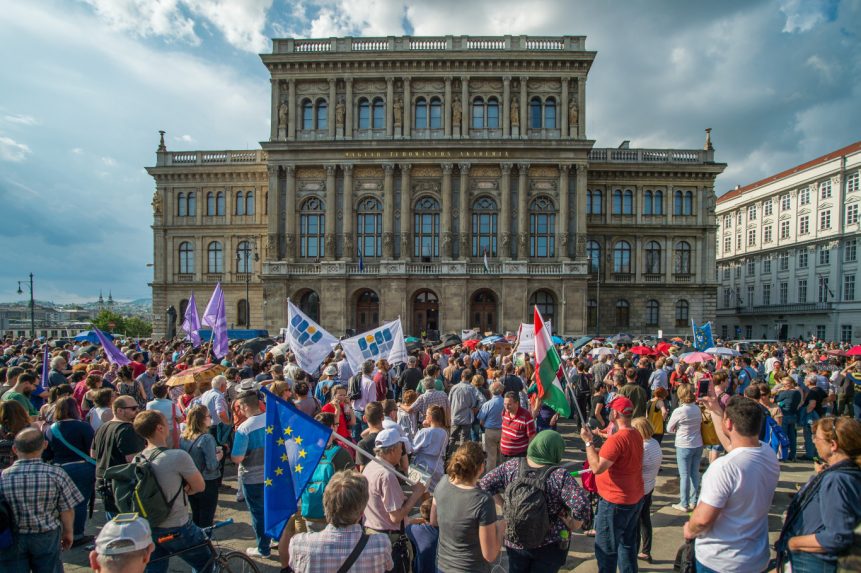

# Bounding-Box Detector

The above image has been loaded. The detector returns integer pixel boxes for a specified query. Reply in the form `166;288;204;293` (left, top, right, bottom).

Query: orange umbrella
165;363;226;388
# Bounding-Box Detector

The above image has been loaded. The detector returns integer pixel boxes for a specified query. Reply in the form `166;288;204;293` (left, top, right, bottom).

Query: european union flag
261;387;333;539
691;320;715;352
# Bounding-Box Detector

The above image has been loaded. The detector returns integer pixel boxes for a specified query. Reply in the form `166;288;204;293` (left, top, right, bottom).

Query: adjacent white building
715;141;861;342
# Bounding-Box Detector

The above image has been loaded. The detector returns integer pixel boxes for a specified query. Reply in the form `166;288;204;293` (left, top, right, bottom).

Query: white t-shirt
695;443;780;572
667;403;703;448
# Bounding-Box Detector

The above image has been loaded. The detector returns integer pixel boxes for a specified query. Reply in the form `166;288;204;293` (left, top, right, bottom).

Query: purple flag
40;344;49;387
94;327;131;365
181;292;202;347
203;283;228;359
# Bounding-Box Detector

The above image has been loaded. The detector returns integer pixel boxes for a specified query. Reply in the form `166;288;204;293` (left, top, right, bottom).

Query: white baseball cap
95;514;152;555
375;427;409;449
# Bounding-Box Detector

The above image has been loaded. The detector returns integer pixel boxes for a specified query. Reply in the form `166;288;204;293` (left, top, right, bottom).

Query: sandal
638;553;652;563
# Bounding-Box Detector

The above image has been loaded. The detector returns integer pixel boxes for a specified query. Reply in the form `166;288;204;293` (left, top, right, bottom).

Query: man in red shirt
580;396;644;572
500;391;536;460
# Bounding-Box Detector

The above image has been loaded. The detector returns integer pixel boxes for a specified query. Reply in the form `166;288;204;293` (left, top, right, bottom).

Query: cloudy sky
0;0;858;304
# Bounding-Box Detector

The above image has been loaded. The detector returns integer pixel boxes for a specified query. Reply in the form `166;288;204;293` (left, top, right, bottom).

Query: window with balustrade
587;240;601;273
471;196;498;257
644;241;662;274
587;189;603;214
358;97;385;130
414;196;440;258
613;241;631;273
529;197;555;258
615;300;630;327
357;197;383;258
301;98;327;130
178;242;194;274
674;241;691;274
299;197;325;258
470;97;498;130
207;241;223;273
236;241;253;273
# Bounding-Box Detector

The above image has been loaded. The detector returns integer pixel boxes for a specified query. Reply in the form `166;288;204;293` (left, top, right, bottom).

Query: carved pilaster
342;164;354;259
383;163;395;258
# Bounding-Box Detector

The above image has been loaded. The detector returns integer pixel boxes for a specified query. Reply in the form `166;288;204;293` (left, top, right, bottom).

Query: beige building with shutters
148;34;726;339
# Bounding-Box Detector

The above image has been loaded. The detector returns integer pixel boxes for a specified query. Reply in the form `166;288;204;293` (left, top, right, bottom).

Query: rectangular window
816;325;827;339
735;265;741;278
747;229;756;246
721;325;728;339
819;210;831;230
819;277;830;302
779;252;789;271
763;257;771;273
847;204;859;225
723;236;731;252
724;214;732;227
779;282;788;304
763;284;771;305
764;200;773;216
745;325;753;339
820;180;832;199
848;172;860;193
844;275;855;301
764;226;772;243
722;267;730;280
800;187;810;205
723;288;731;307
736;234;742;250
819;246;830;266
846;239;858;262
798;279;807;302
780;194;791;211
798;250;808;268
841;325;853;343
799;215;809;235
780;220;790;239
747;259;755;275
747;285;754;308
748;205;757;221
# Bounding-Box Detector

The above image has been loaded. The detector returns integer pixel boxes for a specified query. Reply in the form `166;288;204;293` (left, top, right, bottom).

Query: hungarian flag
533;306;571;417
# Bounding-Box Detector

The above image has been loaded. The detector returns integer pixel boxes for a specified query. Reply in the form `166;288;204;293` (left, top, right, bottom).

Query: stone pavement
62;419;813;572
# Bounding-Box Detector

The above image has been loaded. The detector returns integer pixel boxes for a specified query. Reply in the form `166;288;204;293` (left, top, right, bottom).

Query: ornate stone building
148;35;725;338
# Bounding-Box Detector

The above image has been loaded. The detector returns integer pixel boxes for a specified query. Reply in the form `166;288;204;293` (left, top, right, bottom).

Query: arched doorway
528;289;556;325
355;289;380;332
470;289;497;333
413;289;439;337
296;289;320;324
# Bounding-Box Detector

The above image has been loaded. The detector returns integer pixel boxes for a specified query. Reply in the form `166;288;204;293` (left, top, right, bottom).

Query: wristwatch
584;441;593;448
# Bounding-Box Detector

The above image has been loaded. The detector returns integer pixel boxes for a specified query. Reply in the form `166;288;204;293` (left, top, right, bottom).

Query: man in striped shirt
500;391;536;460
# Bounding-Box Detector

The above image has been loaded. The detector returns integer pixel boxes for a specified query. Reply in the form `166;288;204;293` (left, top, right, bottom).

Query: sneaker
246;548;271;559
687;504;696;512
671;503;690;513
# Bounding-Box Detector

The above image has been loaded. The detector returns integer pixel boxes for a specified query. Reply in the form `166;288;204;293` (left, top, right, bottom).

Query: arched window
245;191;254;215
414;97;428;129
179;299;189;319
207;191;224;216
315;99;328;130
675;299;690;326
645;300;660;326
674;190;683;215
236;240;252;273
358;98;370;129
613;241;631;273
299;197;325;258
207;192;216;216
237;299;249;327
357;197;383;258
674;241;692;274
587;189;603;214
235;191;245;216
298;290;320;323
623;190;633;214
472;196;498;257
587;299;598;328
684;191;693;215
414;197;440;258
178;242;194;274
178;191;195;217
645;241;662;274
301;99;313;130
529;196;555;258
587;240;601;273
529;290;556;325
643;191;653;215
544;97;556;129
530;97;542;129
372;98;385;129
429;97;442;129
207;241;223;273
486;97;499;129
471;97;485;129
612;190;623;214
615;300;630;327
654;190;664;215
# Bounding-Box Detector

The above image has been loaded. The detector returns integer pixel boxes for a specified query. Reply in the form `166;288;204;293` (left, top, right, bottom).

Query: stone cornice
264;59;592;78
149;170;267;184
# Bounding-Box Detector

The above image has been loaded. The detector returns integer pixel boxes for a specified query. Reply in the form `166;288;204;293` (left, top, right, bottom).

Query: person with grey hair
0;428;83;572
478;382;506;470
400;377;451;426
48;355;68;388
89;514;154;573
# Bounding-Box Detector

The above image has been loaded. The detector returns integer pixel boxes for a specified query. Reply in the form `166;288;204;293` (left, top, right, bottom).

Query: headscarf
526;430;565;466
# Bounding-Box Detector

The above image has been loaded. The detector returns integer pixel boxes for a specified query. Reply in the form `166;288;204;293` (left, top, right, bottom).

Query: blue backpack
301;446;340;519
764;416;790;461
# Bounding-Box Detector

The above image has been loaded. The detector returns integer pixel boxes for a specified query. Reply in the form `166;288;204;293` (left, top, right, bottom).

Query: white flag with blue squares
340;318;408;373
286;300;339;374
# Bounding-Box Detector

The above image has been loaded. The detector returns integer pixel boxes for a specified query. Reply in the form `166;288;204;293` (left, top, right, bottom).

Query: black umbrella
240;337;276;355
571;336;593;351
610;333;633;344
433;333;462;351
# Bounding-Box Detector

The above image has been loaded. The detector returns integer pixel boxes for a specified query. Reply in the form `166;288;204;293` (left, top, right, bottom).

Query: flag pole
559;364;587;423
330;433;417;486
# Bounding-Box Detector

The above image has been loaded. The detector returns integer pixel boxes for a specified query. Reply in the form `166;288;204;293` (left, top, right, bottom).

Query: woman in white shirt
667;384;703;512
632;416;663;564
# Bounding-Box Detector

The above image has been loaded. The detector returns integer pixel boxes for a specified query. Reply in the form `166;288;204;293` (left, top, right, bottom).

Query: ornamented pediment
413;181;441;194
353;80;387;94
819;202;833;210
412;80;445;92
296;167;325;179
296;81;328;95
353;166;382;178
779;213;792;220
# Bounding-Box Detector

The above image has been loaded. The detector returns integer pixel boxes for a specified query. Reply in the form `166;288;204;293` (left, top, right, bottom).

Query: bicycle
150;518;261;573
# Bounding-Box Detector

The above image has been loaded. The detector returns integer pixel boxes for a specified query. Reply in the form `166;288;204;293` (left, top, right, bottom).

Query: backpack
764;416;790;461
502;459;557;549
301;446;340;519
103;448;184;527
347;372;363;401
0;432;16;473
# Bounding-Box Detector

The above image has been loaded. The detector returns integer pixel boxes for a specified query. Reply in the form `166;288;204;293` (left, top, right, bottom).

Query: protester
115;366;146;408
405;498;438;573
632;416;662;564
321;384;355;443
477;381;505;470
667;384;704;512
92;395;146;516
180;404;222;527
646;387;668;444
145;382;183;448
89;514;154;573
411;404;448;492
500;390;536;461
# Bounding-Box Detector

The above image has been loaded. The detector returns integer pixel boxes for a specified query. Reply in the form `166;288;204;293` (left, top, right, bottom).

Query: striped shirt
0;458;83;533
642;438;663;494
501;406;536;456
411;389;450;424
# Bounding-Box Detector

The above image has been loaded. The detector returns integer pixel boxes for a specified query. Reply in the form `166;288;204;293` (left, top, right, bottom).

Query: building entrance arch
470;289;497;333
412;289;439;337
354;289;380;332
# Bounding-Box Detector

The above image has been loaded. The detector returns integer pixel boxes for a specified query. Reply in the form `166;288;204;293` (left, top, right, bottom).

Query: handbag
700;407;719;447
49;423;96;465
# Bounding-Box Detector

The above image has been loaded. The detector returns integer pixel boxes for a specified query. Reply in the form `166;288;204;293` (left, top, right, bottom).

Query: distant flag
203;283;228;359
483;247;490;273
691;320;715;352
358;247;364;272
532;306;571;417
181;292;202;347
286;300;339;374
262;387;332;539
93;327;131;365
40;344;50;388
340;318;408;373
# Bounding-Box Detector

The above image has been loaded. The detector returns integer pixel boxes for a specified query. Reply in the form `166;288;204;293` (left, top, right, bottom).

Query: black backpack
502;459;557;549
347;372;363;401
103;448;183;527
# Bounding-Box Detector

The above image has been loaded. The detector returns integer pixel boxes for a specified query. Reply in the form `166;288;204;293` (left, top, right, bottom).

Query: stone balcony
155;150;266;168
262;260;588;277
588;148;715;164
272;35;586;54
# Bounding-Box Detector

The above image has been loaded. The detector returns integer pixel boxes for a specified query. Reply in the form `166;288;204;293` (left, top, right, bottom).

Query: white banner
286;300;339;374
461;328;480;341
513;320;551;354
341;318;408;373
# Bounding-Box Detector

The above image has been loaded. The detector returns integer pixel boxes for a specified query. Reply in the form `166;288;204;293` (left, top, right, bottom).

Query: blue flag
261;387;333;539
691;320;715;352
358;247;364;272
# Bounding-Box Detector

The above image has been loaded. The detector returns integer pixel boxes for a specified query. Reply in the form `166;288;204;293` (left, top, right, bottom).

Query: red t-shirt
501;406;536;456
322;402;351;441
595;427;644;505
130;361;146;379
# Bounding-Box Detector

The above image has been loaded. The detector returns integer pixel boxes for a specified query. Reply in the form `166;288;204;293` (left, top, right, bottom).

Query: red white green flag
533;306;571;417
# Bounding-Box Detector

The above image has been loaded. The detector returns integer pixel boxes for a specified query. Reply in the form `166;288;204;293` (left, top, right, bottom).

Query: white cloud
777;0;836;33
82;0;200;45
174;134;196;143
302;0;406;37
0;135;32;162
101;156;117;167
805;54;837;83
70;147;84;154
3;114;39;125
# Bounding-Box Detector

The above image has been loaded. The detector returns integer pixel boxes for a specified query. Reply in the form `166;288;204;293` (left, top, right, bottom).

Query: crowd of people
0;334;859;572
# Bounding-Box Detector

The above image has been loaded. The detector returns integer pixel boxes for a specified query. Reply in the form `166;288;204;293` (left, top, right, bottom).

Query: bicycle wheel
213;550;261;573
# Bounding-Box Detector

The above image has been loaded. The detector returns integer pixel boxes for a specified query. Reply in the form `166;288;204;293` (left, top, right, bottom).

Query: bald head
14;428;44;456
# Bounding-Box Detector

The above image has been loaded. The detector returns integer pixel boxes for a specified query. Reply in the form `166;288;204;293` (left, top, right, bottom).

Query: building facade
714;141;861;342
148;35;725;338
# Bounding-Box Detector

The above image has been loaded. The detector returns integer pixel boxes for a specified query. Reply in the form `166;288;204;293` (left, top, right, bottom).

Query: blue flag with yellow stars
691;319;715;352
261;387;333;539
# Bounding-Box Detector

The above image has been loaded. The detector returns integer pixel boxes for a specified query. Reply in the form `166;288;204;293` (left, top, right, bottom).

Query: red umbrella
629;346;654;356
846;345;861;356
463;339;480;350
826;349;847;357
655;342;673;355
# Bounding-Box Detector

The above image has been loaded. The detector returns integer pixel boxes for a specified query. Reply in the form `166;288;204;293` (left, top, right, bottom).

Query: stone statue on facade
165;306;177;340
501;233;511;256
460;234;469;257
400;233;409;257
344;234;354;258
442;232;452;258
511;97;520;127
278;101;289;131
383;232;393;258
576;234;587;257
518;233;528;257
325;233;336;256
267;234;278;259
285;234;296;261
568;100;578;128
560;233;569;248
452;97;462;126
151;191;162;216
335;98;345;129
394;96;403;128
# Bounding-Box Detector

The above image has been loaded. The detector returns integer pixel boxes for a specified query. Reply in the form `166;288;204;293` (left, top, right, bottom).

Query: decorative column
458;163;470;259
287;79;296;140
400;164;412;259
382;163;395;258
403;77;411;138
519;77;528;138
517;163;529;259
345;78;353;138
270;79;279;141
328;79;337;138
502;76;511;137
342;164;354;259
500;163;512;260
560;77;569;138
385;78;394;137
285;166;296;261
444;77;452;138
267;165;280;259
325;165;337;258
441;163;453;259
558;164;570;259
574;163;588;257
577;76;586;138
460;76;469;136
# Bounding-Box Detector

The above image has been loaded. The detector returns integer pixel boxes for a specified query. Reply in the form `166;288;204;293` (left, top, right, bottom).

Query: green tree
91;310;125;333
124;316;153;338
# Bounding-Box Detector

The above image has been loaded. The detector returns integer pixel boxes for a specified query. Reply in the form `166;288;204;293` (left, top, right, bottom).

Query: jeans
147;519;213;573
854;393;861;420
638;491;653;554
189;479;220;528
695;560;721;573
594;498;643;573
789;551;837;573
0;528;61;573
352;410;365;443
448;424;471;451
507;541;568;573
60;460;95;538
242;482;271;555
781;414;798;460
802;410;820;458
676;446;703;507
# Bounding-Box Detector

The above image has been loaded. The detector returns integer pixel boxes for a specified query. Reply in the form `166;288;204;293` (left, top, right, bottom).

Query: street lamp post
16;273;35;339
